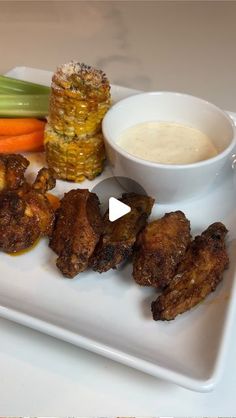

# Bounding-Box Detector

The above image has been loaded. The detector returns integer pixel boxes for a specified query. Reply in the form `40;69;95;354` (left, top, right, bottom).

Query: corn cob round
44;124;106;182
49;62;111;138
44;62;111;182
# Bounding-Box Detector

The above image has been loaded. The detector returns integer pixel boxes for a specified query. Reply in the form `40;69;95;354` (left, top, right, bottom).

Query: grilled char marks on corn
45;61;111;182
90;193;154;273
50;189;102;278
44;126;106;182
50;62;111;138
133;211;191;288
151;222;229;321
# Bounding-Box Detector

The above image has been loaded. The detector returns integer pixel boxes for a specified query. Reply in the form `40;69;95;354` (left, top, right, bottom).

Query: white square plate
1;66;236;392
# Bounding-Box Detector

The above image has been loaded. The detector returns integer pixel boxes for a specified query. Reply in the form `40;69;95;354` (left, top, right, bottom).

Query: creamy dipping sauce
117;121;218;164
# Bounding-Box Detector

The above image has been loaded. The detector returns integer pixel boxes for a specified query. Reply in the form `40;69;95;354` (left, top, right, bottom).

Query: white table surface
0;1;236;415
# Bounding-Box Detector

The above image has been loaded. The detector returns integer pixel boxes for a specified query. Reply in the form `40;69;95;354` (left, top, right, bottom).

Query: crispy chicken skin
33;167;56;194
151;222;229;321
90;193;154;273
49;189;102;278
133;211;191;288
0;167;56;253
0;190;41;252
0;153;29;191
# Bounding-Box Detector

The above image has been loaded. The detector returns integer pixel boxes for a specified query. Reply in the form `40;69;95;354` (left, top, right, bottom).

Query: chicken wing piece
0;153;29;191
0;190;41;252
33;167;56;193
133;211;191;288
151;222;229;321
90;193;154;273
49;189;102;278
0;167;56;253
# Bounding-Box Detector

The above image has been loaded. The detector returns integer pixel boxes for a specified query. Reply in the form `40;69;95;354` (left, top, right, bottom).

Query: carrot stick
0;130;45;153
0;118;46;136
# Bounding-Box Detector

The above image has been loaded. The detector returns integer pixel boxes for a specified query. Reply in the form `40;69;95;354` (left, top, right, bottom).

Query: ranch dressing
117;121;218;164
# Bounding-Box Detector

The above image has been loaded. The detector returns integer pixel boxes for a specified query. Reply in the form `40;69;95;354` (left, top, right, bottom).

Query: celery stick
0;75;50;95
0;94;49;118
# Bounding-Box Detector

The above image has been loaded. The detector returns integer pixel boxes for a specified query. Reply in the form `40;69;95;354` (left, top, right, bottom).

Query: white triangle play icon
109;197;131;222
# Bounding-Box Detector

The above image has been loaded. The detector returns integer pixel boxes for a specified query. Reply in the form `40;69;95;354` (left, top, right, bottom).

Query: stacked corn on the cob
44;62;111;182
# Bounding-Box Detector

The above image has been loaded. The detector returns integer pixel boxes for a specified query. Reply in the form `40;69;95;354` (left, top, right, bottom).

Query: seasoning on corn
44;62;111;182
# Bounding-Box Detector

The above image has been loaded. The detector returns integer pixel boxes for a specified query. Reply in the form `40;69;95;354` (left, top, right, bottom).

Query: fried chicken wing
151;222;229;321
0;190;41;252
90;193;154;273
0;153;29;191
0;167;56;253
133;211;191;288
33;167;56;193
49;189;102;278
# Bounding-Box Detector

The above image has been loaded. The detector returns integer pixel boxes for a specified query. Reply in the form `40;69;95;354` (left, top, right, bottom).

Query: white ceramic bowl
102;92;236;203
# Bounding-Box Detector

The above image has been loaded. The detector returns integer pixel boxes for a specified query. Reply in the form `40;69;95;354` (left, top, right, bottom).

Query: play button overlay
109;197;131;222
91;176;148;215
